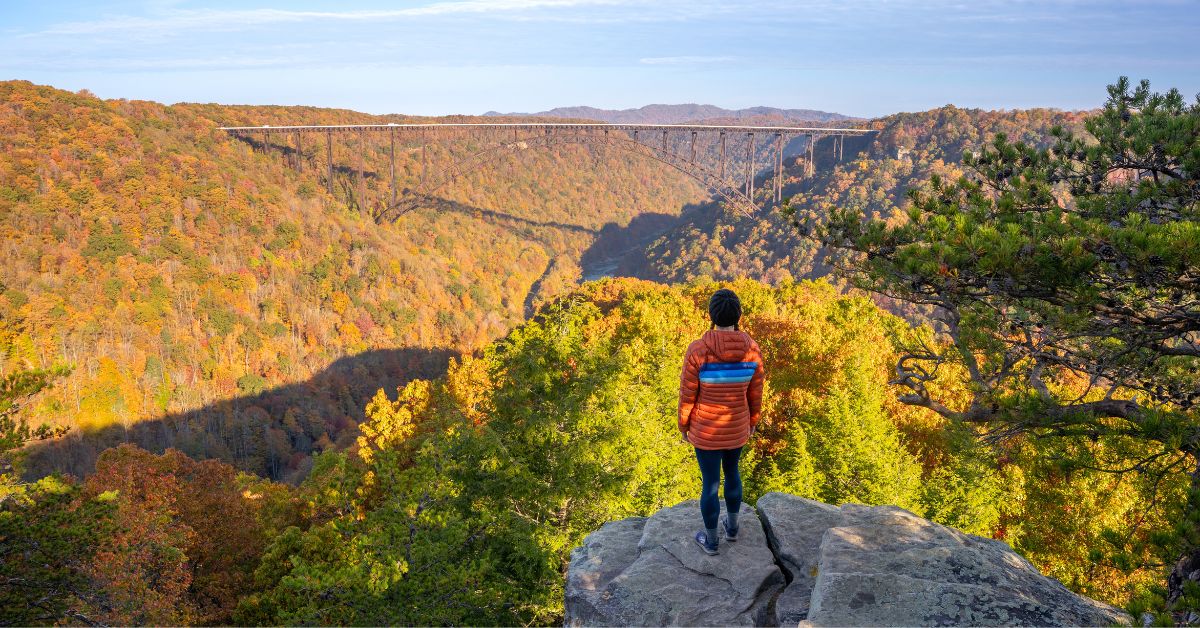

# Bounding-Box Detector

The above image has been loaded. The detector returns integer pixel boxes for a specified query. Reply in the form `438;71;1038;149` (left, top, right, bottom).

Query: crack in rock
660;541;740;591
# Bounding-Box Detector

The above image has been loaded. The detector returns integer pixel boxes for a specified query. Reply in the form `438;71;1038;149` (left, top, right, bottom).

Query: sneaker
694;531;718;555
722;516;739;542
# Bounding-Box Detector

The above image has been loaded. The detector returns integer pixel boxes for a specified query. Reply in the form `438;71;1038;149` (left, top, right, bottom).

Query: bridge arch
221;123;872;224
382;129;763;223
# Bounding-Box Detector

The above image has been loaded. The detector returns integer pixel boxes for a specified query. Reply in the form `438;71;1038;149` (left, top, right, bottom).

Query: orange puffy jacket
678;329;765;450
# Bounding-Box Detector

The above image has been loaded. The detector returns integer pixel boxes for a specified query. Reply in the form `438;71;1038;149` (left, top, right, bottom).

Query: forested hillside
1;279;1172;624
635;106;1091;285
0;81;708;481
0;81;1104;481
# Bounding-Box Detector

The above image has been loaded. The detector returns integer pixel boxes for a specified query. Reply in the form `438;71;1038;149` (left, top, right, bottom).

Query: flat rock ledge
565;492;1131;627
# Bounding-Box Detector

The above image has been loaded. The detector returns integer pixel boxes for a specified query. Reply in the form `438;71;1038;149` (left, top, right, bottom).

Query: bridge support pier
744;133;754;199
719;132;726;179
293;131;302;171
356;129;365;211
774;133;783;204
389;128;397;208
325;130;334;193
807;134;815;178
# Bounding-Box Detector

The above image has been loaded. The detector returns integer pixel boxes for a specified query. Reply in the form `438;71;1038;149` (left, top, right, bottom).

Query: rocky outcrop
565;492;1131;627
758;493;1130;627
565;500;784;626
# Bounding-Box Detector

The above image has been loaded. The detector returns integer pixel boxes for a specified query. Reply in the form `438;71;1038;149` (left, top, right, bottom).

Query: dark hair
708;289;742;330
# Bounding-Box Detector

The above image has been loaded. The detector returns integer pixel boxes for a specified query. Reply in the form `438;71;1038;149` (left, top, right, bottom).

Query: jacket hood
702;329;753;362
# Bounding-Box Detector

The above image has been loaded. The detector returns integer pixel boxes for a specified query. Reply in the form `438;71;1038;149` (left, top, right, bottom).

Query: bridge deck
218;122;872;136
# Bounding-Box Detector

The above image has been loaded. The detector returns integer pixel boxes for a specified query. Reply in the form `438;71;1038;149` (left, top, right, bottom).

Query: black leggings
694;446;743;530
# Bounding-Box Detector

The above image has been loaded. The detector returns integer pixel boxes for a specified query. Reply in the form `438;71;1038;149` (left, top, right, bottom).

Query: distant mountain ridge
484;103;856;124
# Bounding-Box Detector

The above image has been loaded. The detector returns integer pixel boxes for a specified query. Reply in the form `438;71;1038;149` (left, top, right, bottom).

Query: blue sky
2;0;1198;117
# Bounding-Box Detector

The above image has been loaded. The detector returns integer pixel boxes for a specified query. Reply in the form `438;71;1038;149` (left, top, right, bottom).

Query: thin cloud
0;54;310;72
640;55;734;65
29;0;636;37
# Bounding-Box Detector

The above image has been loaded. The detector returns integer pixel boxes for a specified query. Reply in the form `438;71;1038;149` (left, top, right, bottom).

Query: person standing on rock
678;288;765;555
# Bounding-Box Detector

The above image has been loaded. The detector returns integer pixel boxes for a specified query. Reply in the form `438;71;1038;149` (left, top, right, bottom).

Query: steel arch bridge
219;122;873;223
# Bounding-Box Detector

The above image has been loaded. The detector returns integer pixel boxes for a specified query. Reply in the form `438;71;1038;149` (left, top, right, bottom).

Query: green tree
804;383;922;509
245;283;704;625
735;280;927;509
245;279;974;624
817;77;1200;618
0;476;116;625
1;367;68;492
917;428;1008;538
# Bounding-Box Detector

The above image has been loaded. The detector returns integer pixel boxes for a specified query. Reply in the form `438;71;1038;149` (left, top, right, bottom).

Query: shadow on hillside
419;195;598;234
409;195;706;277
571;133;873;282
24;347;456;484
610;141;861;284
579;211;693;281
406;195;700;308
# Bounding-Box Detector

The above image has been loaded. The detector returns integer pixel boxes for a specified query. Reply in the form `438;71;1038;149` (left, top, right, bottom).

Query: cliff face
565;493;1131;627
